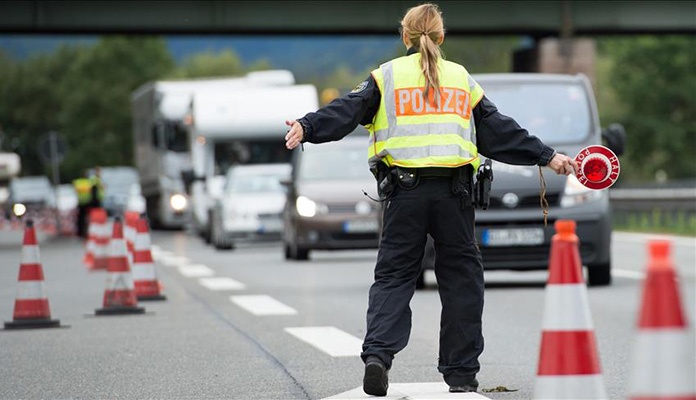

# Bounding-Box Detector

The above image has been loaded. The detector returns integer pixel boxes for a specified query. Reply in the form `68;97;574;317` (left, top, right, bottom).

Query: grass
613;210;696;237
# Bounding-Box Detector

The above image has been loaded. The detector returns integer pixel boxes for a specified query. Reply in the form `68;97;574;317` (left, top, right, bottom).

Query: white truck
182;72;319;240
131;73;293;228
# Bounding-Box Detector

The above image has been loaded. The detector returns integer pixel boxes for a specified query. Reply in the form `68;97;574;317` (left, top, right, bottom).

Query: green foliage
170;49;245;78
57;37;174;180
598;36;696;181
0;37;175;180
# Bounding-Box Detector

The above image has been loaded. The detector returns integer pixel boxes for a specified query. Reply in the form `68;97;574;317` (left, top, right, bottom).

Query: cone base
4;318;62;330
137;294;167;301
95;306;145;316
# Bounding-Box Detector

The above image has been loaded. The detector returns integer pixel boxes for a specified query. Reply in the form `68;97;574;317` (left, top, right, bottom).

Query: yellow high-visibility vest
366;53;484;170
73;178;93;205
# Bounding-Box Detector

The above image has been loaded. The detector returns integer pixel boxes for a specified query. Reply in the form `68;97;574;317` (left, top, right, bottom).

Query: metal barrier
610;187;696;234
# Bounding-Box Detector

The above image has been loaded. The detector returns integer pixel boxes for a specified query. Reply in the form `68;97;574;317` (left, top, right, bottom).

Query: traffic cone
533;220;607;399
4;220;62;329
132;215;166;301
84;208;109;270
95;217;145;315
124;211;140;266
628;239;695;400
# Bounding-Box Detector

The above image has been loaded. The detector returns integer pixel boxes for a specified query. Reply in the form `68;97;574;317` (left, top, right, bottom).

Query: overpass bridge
1;1;694;36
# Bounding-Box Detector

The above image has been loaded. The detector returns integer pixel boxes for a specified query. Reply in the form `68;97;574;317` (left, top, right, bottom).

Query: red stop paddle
573;145;620;190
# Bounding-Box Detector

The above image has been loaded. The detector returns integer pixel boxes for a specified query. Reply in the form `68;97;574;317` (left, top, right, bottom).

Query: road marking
613;269;645;279
199;277;246;291
230;295;297;316
323;382;490;399
178;264;215;277
285;326;362;357
160;255;191;267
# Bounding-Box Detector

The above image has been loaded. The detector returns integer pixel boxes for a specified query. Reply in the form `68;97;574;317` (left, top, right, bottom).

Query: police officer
72;166;104;238
285;3;577;396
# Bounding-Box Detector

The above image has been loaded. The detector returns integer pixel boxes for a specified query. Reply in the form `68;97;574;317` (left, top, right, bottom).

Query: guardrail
609;187;696;234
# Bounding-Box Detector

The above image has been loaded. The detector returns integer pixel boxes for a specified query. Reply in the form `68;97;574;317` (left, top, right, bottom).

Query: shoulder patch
351;80;369;93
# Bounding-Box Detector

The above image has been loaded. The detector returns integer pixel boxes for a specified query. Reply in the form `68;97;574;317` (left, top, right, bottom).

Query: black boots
363;356;389;396
448;377;479;393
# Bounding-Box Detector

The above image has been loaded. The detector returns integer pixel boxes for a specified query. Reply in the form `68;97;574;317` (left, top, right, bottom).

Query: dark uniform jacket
298;48;556;167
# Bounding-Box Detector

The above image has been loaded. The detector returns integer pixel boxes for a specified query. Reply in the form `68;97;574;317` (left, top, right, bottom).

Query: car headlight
296;196;329;217
13;203;26;217
169;194;188;211
560;174;603;208
296;196;317;217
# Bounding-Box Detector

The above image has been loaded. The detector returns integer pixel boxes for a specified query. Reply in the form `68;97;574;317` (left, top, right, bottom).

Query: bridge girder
1;1;695;36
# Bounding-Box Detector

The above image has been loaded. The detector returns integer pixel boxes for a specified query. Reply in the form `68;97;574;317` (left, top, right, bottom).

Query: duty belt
411;167;456;178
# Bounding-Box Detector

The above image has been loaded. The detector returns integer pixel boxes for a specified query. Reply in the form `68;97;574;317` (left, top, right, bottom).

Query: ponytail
419;33;442;105
400;3;445;105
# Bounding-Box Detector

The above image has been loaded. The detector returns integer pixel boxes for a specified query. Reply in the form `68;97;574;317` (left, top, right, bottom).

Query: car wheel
284;243;293;260
212;216;233;251
415;269;426;290
587;261;611;286
295;247;310;261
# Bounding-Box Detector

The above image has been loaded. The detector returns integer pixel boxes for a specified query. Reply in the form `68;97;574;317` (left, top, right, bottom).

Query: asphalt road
0;228;694;400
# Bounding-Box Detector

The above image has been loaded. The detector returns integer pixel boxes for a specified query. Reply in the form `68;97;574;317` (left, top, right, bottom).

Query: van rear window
482;83;592;144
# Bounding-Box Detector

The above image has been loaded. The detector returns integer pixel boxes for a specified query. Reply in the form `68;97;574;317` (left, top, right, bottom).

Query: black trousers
361;176;484;387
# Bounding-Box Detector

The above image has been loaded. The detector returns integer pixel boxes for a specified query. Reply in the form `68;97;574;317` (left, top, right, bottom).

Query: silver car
210;164;291;250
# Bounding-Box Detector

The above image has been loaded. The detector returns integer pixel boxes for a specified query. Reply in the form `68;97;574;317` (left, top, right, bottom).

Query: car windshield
11;177;51;194
228;172;287;194
298;146;371;181
481;82;592;144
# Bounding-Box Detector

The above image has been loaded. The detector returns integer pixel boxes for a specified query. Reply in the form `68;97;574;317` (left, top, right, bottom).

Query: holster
451;166;473;209
371;163;396;199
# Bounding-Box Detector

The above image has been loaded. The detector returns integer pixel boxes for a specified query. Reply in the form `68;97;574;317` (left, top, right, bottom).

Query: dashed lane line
230;295;298;316
285;326;362;357
612;268;645;279
199;277;246;291
178;264;216;277
323;382;490;399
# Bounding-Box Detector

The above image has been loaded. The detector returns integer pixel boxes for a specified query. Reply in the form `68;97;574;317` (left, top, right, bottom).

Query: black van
418;73;625;288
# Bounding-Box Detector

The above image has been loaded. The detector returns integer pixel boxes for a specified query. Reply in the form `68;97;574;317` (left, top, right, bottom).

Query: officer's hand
284;120;304;150
548;153;577;175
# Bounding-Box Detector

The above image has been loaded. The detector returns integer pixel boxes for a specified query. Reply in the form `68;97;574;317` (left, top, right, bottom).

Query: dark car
418;73;626;288
282;130;381;260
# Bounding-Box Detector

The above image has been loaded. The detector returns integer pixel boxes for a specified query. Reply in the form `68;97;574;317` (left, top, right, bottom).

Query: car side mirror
602;123;626;157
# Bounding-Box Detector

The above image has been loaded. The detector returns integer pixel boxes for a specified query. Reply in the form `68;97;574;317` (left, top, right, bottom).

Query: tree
171;49;250;79
58;36;175;180
602;36;696;181
0;46;82;176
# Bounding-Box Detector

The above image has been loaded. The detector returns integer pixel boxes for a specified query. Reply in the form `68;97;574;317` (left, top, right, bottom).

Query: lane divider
230;295;297;316
285;326;362;357
178;264;215;278
199;277;246;291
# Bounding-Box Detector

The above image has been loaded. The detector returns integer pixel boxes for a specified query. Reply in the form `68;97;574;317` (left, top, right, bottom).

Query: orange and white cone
85;208;109;270
533;220;607;399
124;211;140;267
95;217;145;315
4;220;62;329
628;239;695;400
132;216;166;301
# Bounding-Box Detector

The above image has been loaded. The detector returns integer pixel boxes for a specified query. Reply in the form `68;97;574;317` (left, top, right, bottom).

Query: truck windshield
481;82;592;144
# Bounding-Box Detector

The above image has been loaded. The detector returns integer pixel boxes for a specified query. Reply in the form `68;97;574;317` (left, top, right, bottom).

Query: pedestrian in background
285;3;577;396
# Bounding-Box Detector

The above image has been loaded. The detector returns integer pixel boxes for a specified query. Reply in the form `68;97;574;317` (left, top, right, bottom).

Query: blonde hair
400;3;445;104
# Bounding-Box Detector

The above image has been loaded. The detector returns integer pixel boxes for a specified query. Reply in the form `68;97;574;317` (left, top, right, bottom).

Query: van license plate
343;219;379;233
482;228;544;246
